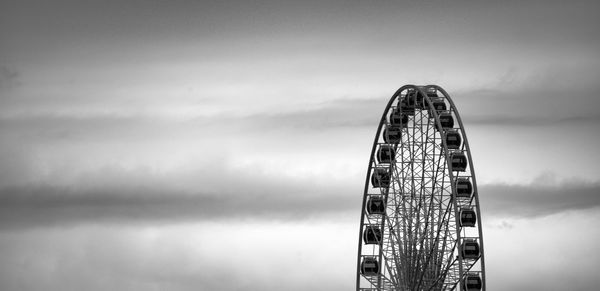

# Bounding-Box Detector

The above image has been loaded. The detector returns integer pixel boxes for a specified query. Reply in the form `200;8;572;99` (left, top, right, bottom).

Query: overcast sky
1;0;599;290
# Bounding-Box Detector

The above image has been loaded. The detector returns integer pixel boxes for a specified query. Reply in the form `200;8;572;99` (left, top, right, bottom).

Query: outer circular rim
356;85;486;290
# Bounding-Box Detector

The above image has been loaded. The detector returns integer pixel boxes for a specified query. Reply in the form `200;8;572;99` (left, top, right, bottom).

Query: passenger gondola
455;178;473;198
462;273;482;291
361;257;380;276
377;145;395;164
460;239;480;259
437;112;454;130
460;208;477;227
450;152;467;171
445;130;461;149
371;168;390;188
366;196;386;214
389;107;409;128
400;89;416;115
383;125;402;143
362;226;383;245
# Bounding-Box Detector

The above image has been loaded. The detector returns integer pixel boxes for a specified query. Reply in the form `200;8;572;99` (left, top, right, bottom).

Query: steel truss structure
357;85;486;291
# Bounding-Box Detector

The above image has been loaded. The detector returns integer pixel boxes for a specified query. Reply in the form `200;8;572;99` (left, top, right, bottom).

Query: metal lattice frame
356;85;486;291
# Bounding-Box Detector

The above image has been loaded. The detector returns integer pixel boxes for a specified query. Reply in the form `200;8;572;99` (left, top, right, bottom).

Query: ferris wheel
356;85;485;291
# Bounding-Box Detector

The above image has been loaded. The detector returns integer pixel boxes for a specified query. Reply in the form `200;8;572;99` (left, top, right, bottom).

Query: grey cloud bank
1;176;598;229
480;181;600;217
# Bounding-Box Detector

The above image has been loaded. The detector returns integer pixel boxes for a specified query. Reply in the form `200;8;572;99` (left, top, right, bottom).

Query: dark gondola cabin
437;112;454;130
460;208;477;227
389;108;409;128
377;145;395;164
450;152;467;172
462;274;482;291
400;89;416;115
361;257;380;276
383;125;402;144
460;239;480;259
367;196;386;214
371;168;390;188
363;226;382;245
445;130;461;149
427;97;447;116
455;178;473;198
432;98;447;111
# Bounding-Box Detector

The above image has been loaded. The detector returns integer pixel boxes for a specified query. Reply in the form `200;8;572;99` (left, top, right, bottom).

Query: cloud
4;77;599;148
0;184;357;229
480;179;600;218
454;64;600;127
2;159;599;229
238;97;386;129
0;161;362;229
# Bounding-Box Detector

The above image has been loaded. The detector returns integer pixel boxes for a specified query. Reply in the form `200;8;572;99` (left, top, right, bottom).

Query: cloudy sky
1;0;599;290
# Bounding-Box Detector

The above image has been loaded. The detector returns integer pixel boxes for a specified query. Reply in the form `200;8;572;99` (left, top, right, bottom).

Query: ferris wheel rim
356;85;486;291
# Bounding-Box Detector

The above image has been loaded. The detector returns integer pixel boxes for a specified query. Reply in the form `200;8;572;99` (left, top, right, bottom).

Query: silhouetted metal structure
357;85;485;290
